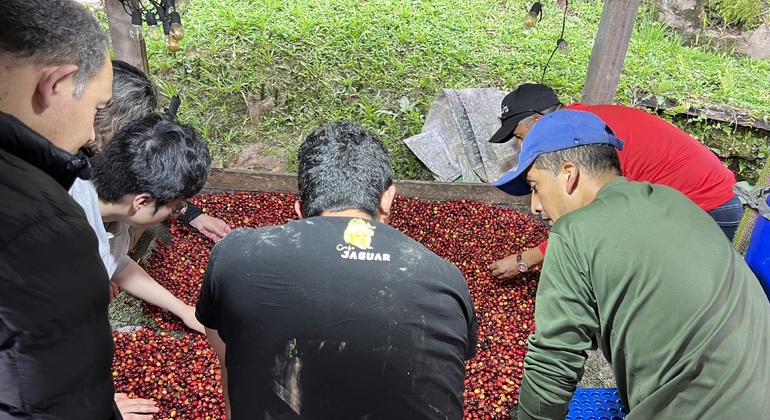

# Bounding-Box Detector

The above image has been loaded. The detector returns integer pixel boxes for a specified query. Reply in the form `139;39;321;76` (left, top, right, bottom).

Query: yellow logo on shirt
337;218;391;261
343;218;376;249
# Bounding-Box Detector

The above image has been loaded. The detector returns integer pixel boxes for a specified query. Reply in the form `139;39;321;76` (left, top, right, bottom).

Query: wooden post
104;0;150;75
581;0;643;105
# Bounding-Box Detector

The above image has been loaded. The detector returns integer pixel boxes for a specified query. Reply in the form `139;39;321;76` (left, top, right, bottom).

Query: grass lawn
102;0;770;182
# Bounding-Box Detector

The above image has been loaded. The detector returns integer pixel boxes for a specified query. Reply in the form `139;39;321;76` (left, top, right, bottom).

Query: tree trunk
581;0;643;104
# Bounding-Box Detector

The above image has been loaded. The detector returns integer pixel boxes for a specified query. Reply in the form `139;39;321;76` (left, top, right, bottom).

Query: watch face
516;254;528;272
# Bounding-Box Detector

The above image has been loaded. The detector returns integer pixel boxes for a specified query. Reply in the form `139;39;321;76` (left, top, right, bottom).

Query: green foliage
707;0;765;30
665;114;769;184
105;0;770;182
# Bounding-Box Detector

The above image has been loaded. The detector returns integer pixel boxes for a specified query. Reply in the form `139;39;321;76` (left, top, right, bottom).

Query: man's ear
293;199;305;220
377;185;397;224
131;193;153;213
36;64;79;110
563;162;579;195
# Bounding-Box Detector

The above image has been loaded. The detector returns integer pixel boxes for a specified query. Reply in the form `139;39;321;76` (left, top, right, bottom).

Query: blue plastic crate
566;388;628;420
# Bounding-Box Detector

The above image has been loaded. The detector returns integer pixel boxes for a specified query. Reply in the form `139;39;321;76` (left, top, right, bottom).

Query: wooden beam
581;0;643;105
133;169;540;259
634;95;770;131
203;168;533;212
104;0;150;74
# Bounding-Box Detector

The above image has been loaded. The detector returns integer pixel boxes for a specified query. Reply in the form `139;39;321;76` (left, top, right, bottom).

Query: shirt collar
0;111;91;189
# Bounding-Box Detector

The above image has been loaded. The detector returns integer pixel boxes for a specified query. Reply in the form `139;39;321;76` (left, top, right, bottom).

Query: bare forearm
521;247;545;268
112;260;189;316
489;245;546;280
205;327;231;418
221;363;231;419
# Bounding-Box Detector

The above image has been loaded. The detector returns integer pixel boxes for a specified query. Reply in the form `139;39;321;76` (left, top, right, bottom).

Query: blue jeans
707;195;743;241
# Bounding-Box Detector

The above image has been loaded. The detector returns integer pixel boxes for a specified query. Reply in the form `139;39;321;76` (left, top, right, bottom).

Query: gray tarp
404;88;519;183
734;184;770;219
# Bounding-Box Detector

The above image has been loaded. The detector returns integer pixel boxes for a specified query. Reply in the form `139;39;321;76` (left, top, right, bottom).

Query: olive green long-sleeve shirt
518;177;770;420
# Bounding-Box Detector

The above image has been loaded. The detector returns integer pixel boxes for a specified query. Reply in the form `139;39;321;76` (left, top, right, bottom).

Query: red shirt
566;103;736;211
537;104;737;256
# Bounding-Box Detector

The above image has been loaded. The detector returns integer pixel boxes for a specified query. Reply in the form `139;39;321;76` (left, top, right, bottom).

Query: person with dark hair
91;59;232;243
196;122;478;419
0;0;117;417
495;110;770;420
91;60;160;154
487;83;742;281
86;57;226;419
70;112;211;338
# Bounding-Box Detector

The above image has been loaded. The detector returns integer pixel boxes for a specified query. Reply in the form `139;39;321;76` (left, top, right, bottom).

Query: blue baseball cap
492;110;624;196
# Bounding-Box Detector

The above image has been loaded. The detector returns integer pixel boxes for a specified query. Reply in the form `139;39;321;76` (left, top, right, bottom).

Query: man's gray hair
90;60;160;153
519;104;562;128
0;0;110;97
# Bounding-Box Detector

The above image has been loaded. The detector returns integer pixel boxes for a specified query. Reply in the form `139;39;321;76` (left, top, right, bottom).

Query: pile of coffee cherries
113;191;548;419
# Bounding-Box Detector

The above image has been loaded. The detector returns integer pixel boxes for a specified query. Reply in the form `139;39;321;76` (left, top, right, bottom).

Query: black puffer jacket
0;112;115;419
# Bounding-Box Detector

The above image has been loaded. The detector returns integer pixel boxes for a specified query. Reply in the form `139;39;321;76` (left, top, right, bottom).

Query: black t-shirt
197;216;477;419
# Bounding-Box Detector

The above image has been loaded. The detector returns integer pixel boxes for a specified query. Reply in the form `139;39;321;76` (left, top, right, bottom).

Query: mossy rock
707;0;765;30
653;0;709;37
697;29;745;52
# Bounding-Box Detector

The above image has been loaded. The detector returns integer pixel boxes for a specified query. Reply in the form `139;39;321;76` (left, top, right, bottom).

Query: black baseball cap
488;84;561;144
492;110;624;195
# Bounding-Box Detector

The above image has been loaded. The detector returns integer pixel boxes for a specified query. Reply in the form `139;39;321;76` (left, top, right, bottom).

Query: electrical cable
540;0;569;84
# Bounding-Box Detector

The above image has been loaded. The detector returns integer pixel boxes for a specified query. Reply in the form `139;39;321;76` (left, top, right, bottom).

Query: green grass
126;0;770;181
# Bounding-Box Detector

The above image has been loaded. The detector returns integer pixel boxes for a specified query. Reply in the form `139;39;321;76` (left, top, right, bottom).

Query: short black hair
297;122;394;218
91;113;211;210
0;0;110;97
533;143;621;177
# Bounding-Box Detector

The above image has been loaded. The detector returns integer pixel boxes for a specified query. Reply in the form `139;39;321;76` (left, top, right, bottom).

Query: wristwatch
516;254;529;273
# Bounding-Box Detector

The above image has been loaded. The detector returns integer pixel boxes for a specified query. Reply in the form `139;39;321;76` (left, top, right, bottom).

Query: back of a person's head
534;143;621;177
91;113;211;209
297;122;393;218
0;0;110;97
91;60;160;153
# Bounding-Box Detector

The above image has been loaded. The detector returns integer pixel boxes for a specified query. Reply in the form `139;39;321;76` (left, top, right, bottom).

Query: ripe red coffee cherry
120;192;548;419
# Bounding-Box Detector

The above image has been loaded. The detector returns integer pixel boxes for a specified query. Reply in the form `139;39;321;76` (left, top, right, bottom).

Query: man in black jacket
0;0;117;418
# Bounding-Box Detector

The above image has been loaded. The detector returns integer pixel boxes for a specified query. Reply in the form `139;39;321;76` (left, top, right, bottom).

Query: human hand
181;304;206;334
114;393;159;420
489;254;522;281
109;281;121;301
189;214;232;242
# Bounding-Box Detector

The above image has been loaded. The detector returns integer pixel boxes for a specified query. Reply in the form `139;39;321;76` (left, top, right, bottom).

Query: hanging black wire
118;0;180;34
165;95;181;118
540;0;570;84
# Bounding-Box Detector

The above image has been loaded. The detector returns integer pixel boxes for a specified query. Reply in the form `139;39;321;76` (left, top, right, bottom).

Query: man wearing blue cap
488;83;741;281
499;110;770;419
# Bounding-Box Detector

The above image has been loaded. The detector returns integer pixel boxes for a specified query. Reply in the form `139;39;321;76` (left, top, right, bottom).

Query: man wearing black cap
497;109;770;420
488;84;742;281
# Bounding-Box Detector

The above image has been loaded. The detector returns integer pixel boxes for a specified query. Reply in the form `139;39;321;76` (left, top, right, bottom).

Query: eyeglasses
167;200;188;218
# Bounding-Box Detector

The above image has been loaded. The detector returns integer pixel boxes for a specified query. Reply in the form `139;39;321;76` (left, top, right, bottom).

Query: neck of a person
321;208;381;222
0;65;37;126
580;173;621;206
99;198;131;223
